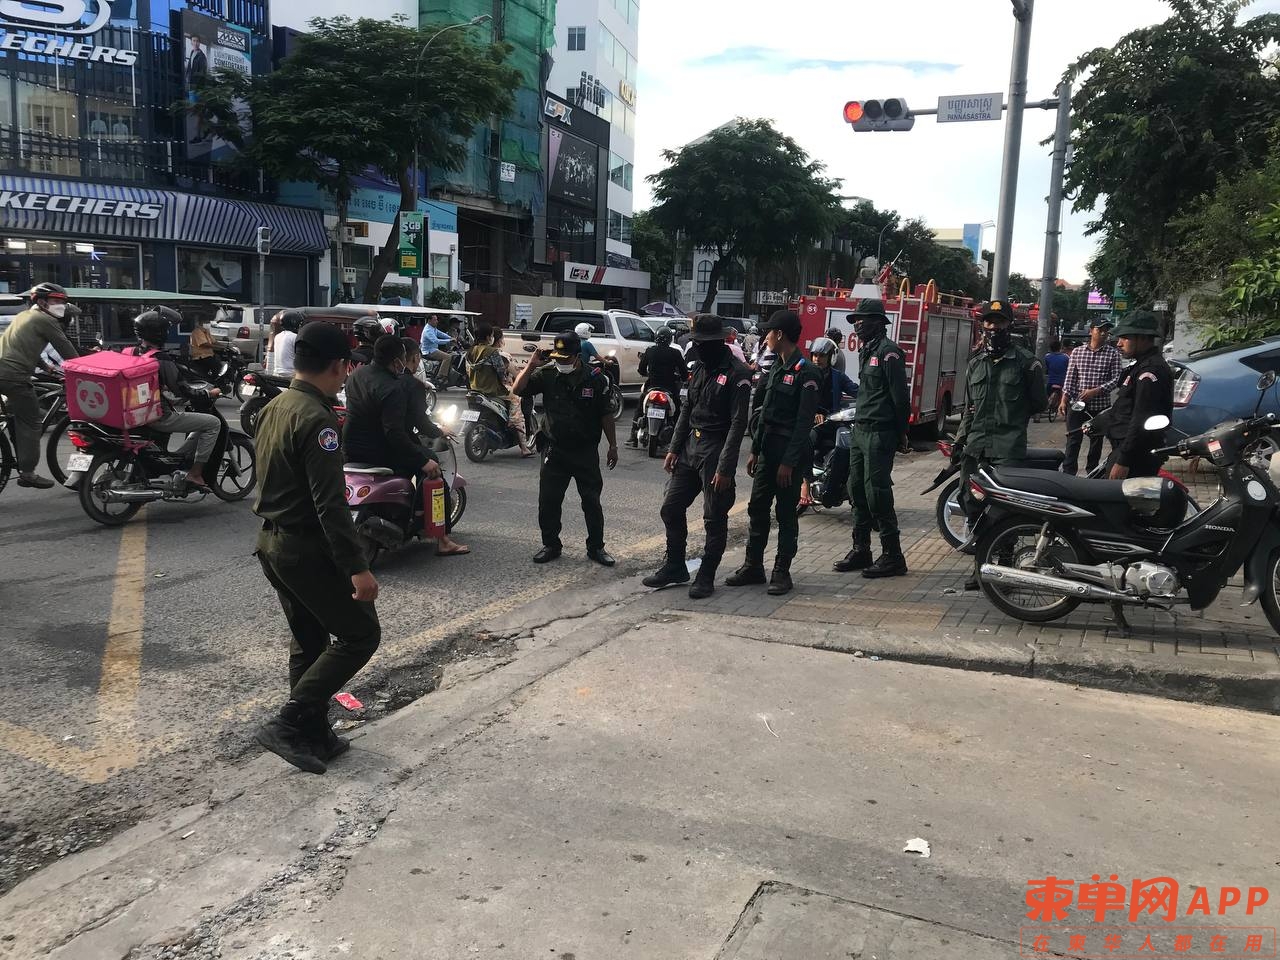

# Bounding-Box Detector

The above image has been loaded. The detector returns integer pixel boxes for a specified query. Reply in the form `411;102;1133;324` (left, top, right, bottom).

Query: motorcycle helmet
377;317;401;337
134;306;181;345
278;309;303;333
353;316;385;344
25;281;68;304
574;322;594;340
655;327;673;346
810;337;838;358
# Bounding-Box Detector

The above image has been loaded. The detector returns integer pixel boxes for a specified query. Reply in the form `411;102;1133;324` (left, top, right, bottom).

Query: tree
630;209;676;300
189;16;521;302
1067;0;1280;302
648;119;842;311
1006;273;1038;304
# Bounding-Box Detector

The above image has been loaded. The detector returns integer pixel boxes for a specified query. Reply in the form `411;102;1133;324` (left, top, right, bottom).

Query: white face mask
48;303;67;319
554;362;576;375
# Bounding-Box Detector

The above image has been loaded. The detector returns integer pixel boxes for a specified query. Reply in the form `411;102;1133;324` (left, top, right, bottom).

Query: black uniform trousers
539;445;605;552
848;426;900;543
660;451;736;565
1063;408;1108;476
256;527;381;709
745;436;807;564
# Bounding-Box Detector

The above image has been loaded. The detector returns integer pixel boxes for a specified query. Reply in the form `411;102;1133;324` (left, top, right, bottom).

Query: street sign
1153;299;1169;312
937;93;1002;123
499;162;516;183
1086;288;1112;312
1111;280;1129;316
398;212;426;278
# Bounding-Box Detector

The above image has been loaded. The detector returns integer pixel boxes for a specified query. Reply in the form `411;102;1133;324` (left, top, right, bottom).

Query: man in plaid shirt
1060;318;1124;475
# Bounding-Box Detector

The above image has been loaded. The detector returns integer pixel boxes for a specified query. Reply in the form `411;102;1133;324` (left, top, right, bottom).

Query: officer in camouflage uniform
726;309;821;596
513;332;619;566
953;299;1047;589
834;299;912;578
253;321;381;774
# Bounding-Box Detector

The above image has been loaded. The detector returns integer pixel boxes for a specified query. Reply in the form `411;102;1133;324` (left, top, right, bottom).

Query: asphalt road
0;394;695;891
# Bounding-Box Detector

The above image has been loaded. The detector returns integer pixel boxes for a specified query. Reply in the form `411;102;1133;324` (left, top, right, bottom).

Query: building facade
0;0;329;335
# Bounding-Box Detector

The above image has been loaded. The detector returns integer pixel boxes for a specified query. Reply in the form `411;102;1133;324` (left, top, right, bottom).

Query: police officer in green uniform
643;315;752;599
1106;310;1174;480
253;321;381;774
725;309;821;596
513;332;620;566
953;299;1047;589
834;299;912;578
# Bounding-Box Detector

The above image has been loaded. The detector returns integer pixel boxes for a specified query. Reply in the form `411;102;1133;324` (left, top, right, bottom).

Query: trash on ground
332;719;365;732
180;830;195;840
903;837;931;858
853;650;865;658
757;714;780;739
942;588;958;595
869;656;882;662
334;692;364;711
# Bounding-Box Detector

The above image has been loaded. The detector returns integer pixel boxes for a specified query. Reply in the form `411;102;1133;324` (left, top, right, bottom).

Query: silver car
211;304;287;361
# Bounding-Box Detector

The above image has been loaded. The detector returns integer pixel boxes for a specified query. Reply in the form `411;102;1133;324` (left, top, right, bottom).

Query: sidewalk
661;421;1280;712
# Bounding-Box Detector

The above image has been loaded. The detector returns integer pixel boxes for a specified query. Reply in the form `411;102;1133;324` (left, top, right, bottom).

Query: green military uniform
743;349;821;571
847;331;911;566
253;380;380;719
516;360;615;555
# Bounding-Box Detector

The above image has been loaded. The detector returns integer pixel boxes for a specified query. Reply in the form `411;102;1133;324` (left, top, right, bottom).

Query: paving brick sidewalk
663;422;1280;675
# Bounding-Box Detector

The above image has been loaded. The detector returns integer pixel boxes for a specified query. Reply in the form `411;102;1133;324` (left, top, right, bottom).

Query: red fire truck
792;278;979;437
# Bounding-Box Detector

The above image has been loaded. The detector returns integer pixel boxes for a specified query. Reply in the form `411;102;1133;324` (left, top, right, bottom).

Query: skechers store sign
0;190;163;220
0;1;138;65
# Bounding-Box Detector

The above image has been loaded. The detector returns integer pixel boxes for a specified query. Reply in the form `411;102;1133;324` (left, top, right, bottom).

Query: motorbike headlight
440;404;459;424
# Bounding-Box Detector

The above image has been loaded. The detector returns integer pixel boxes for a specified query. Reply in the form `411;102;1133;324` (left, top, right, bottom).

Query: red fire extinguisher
422;476;447;540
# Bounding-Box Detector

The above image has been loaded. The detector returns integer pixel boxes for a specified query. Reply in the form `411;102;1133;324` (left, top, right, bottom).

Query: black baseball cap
549;332;582;359
1089;316;1115;330
981;299;1015;323
295;320;351;361
760;309;802;340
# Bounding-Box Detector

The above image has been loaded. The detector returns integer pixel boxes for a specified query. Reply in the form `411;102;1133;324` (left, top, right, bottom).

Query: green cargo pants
848;426;900;542
256;528;381;709
538;446;605;553
744;439;806;564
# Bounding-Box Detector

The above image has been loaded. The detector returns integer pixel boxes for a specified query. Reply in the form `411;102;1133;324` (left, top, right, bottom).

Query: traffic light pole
990;0;1034;303
1035;78;1073;359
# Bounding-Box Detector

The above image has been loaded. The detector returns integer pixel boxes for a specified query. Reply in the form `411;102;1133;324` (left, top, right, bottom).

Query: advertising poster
398;212;427;278
182;10;252;161
548;128;598;208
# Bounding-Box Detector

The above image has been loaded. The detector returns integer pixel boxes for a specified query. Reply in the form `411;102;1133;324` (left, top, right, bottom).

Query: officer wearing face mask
953;299;1047;589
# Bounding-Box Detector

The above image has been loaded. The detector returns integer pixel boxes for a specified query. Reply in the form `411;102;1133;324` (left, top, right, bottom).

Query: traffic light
256;226;272;255
843;98;915;132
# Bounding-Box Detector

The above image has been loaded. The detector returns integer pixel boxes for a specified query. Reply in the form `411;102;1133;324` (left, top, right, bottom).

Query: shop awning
0;176;329;254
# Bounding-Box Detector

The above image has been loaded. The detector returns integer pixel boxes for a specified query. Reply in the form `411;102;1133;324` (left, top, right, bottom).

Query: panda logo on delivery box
76;380;109;419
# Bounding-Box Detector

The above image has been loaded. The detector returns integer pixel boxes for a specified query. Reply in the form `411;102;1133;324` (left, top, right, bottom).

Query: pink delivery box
63;351;164;429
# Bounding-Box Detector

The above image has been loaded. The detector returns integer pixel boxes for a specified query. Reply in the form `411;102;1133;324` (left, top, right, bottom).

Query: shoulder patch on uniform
318;427;340;452
884;352;900;362
1138;371;1157;382
581;387;594;398
783;373;795;385
802;380;819;391
869;356;880;367
716;373;728;385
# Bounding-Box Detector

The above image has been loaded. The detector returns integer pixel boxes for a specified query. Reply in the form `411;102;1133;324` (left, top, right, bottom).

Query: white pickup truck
506;309;659;391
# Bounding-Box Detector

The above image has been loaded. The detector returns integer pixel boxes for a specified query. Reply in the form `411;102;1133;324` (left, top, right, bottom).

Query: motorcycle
636;386;678;458
460;392;524;462
591;351;624;420
430;346;470;392
343;434;468;567
969;370;1280;636
63;390;256;526
800;405;857;515
237;367;294;437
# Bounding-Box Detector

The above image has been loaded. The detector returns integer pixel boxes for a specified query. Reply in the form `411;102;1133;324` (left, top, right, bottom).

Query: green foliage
629;209;676;298
1006;273;1038;304
648;119;842;311
425;286;465;309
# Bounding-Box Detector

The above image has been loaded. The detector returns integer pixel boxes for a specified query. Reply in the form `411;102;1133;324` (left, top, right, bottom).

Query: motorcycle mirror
1143;414;1171;432
1258;371;1277;392
1070;400;1086;412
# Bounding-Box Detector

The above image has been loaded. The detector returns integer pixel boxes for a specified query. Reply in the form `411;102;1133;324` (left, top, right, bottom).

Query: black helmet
25;281;68;303
353;316;384;344
655;326;673;345
134;306;181;345
279;309;303;333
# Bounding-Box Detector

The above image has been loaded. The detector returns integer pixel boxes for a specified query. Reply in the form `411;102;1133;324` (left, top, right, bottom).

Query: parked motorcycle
344;435;468;567
799;405;857;515
460;392;525;462
63;391;256;526
969;371;1280;636
636;386;678;458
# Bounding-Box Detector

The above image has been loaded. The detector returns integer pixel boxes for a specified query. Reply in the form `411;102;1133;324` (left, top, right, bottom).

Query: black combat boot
310;709;350;762
725;554;767;587
643;556;690;588
862;535;908;579
767;558;794;596
833;533;873;572
688;558;719;599
255;700;327;774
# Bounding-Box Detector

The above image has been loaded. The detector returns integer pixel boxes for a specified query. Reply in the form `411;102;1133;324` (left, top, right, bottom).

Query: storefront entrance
0;237;146;294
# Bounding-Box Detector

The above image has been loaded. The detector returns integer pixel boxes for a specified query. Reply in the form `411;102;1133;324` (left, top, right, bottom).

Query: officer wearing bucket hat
253;320;380;775
834;299;911;578
513;331;620;566
1105;310;1173;480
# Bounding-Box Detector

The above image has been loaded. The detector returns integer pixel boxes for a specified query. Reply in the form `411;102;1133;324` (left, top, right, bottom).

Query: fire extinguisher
422;476;448;540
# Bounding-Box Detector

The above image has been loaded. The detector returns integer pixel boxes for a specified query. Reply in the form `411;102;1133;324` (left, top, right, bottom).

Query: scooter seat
1024;447;1066;466
344;463;394;476
988;466;1129;503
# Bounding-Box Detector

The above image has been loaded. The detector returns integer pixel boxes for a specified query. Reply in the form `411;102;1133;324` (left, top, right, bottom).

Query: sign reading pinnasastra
937;93;1003;123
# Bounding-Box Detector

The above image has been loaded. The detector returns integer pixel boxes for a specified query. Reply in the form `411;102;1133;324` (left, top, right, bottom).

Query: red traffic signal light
843;101;864;124
844;97;915;132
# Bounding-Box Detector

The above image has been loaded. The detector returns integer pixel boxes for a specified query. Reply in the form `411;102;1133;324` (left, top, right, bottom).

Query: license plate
67;453;92;472
647;408;667;420
461;409;481;422
680;389;689;399
240;384;257;397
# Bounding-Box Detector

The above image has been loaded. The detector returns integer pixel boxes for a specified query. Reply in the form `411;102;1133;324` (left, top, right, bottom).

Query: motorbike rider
574;322;601;363
132;307;225;491
343;334;469;556
0;282;81;488
643;315;752;599
800;336;858;508
350;316;385;368
418;313;454;382
953;299;1047;589
271;310;301;376
627;325;686;448
467;322;533;457
1106;310;1174;480
492;327;534;457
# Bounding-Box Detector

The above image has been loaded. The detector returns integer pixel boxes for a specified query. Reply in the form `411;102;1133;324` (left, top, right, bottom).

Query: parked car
1171;337;1280;448
506;308;658;390
210;304;287;361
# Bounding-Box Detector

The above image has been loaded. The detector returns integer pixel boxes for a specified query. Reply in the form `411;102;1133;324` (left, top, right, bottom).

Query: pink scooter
344;438;467;567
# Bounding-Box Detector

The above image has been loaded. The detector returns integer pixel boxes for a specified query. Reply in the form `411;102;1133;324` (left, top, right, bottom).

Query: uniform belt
261;519;323;536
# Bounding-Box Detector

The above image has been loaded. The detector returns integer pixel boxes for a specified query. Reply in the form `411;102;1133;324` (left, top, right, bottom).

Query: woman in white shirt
271;310;300;376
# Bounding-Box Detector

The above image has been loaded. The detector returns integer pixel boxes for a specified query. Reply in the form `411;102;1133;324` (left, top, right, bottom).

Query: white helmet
574;322;593;340
810;337;838;357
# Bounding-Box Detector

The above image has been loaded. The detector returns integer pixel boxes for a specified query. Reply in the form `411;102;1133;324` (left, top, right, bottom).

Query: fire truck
792;277;979;437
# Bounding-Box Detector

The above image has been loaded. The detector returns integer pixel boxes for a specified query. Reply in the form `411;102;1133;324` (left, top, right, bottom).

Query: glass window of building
697;260;713;295
609;153;633;191
567;26;586;50
428;254;452;292
16;80;80;177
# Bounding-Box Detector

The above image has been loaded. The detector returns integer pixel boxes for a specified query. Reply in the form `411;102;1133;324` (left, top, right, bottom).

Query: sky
631;0;1280;286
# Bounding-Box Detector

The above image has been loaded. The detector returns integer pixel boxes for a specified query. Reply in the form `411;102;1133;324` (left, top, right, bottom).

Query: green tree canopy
629;209;676;300
647;119;842;311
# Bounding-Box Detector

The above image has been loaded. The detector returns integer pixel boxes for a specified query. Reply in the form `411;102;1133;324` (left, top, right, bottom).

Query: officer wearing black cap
954;299;1047;589
513;331;620;566
252;320;381;775
1106;310;1173;480
725;308;821;595
643;315;752;599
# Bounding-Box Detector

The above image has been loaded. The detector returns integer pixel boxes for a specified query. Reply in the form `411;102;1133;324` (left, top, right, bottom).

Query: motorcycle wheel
424;389;438;415
975;517;1084;623
608;389;624;421
449;485;468;529
355;509;383;569
1259;549;1280;636
212;434;257;501
239;397;266;438
0;430;13;495
79;453;143;526
463;424;490;463
45;415;73;485
935;477;971;549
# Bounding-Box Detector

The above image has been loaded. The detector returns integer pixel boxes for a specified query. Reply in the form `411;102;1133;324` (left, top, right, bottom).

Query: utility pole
990;0;1034;302
1036;78;1072;358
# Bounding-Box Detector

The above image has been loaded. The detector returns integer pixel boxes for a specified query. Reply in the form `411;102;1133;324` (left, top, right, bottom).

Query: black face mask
855;320;885;348
693;341;729;366
983;327;1012;356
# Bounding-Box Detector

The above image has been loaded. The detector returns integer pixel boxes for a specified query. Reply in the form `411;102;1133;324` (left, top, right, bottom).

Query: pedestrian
270;310;300;377
833;300;911;578
642;315;751;599
1105;311;1174;480
1042;339;1069;415
0;282;80;488
725;309;821;596
252;320;381;774
952;299;1047;589
512;332;620;566
1061;318;1124;475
